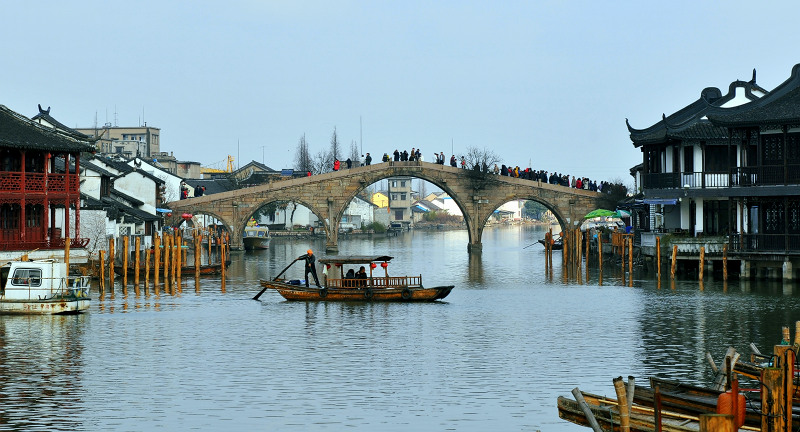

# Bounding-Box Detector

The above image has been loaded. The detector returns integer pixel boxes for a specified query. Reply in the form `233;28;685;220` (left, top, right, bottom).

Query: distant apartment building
387;177;413;226
75;124;161;158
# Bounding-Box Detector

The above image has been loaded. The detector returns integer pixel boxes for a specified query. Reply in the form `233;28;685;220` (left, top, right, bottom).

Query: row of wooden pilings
94;229;229;294
541;228;731;285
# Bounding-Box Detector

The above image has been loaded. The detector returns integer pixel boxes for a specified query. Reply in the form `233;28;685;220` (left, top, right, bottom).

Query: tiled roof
0;104;95;152
709;64;800;127
30;105;90;139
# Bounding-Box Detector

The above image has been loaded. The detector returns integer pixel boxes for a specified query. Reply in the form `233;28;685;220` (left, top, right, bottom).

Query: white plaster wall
114;172;156;212
80;170;103;200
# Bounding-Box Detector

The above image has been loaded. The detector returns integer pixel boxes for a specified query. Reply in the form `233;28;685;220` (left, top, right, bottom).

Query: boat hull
243;237;270;250
558;393;705;432
0;297;90;315
260;280;453;302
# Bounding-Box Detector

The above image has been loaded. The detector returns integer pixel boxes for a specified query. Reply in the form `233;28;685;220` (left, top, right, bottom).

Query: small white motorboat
0;259;90;314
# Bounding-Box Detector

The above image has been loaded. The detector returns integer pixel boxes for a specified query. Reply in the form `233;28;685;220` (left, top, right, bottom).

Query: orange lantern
381;262;388;268
370;263;377;269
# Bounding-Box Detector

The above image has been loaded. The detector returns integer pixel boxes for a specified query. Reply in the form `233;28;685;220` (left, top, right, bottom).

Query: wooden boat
243;220;270;250
557;391;756;431
537;238;563;250
632;377;800;427
0;259;90;314
255;255;453;302
114;262;224;277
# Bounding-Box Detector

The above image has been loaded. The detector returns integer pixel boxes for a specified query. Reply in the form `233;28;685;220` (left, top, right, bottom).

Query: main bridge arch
167;162;604;252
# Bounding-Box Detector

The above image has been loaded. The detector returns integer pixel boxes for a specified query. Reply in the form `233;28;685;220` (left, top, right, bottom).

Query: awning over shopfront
641;198;678;205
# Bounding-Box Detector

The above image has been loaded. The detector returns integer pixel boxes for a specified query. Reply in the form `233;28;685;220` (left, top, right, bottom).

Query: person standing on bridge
365;153;372;165
333;158;340;171
301;249;322;288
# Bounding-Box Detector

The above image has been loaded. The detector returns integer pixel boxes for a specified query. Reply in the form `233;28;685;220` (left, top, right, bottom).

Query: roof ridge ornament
751;68;757;84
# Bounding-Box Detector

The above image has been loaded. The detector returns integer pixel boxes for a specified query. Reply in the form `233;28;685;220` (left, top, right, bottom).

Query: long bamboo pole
613;377;631;432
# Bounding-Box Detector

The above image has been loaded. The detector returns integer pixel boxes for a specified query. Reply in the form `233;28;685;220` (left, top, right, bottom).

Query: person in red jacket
333;159;340;171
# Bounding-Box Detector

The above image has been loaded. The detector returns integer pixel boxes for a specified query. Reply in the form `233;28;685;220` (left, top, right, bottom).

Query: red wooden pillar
44;152;50;241
63;153;70;240
73;153;80;239
19;150;25;242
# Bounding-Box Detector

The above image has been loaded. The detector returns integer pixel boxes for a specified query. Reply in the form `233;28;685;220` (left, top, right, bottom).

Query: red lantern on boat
370;263;377;269
335;263;341;267
326;264;331;269
380;262;388;268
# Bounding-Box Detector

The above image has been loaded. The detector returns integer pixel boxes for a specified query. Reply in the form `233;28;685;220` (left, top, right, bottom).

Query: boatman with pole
302;249;322;288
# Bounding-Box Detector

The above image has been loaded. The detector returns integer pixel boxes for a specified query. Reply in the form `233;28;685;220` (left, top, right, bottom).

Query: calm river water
2;225;800;431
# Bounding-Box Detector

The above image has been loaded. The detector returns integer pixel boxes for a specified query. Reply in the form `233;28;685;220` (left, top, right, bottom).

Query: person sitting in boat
344;268;355;287
300;249;321;288
355;266;368;288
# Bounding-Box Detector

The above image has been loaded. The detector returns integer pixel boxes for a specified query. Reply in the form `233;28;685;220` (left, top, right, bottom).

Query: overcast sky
3;1;799;185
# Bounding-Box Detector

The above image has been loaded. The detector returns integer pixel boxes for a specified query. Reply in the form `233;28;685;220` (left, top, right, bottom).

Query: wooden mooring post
627;237;633;276
722;244;728;281
656;236;661;280
195;230;202;279
154;233;161;287
671;244;677;278
699;414;734;432
122;236;129;287
163;233;171;288
145;249;151;290
64;238;70;275
108;237;115;288
699;246;705;281
134;236;141;287
99;250;106;290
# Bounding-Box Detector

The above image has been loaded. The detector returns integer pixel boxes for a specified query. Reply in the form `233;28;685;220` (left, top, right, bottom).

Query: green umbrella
583;209;616;219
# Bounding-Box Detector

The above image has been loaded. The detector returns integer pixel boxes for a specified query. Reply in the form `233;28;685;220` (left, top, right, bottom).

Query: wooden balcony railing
728;233;800;253
643;166;800;189
326;275;422;289
0;172;79;194
0;234;89;251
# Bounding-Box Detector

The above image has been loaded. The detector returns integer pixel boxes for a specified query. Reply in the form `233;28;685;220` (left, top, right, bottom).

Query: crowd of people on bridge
320;146;624;195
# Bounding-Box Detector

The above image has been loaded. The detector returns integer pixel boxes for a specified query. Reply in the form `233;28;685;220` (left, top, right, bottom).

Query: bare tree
293;134;313;173
349;139;361;166
329;127;342;165
311;149;330;174
464;146;502;191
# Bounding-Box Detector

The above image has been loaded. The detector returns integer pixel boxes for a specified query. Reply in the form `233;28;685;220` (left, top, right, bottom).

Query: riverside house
629;64;800;279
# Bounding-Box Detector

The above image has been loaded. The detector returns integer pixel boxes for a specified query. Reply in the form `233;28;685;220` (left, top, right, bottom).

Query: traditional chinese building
629;64;800;279
0;104;94;256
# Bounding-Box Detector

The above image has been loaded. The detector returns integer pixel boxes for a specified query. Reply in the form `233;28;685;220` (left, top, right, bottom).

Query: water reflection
4;225;800;431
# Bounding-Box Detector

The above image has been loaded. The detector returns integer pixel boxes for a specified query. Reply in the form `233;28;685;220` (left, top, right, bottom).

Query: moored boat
537;237;563;250
255;255;453;302
0;259;90;314
557;391;733;432
243;219;270;250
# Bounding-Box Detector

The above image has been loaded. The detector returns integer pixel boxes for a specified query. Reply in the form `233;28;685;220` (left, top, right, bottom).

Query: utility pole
360;116;363;155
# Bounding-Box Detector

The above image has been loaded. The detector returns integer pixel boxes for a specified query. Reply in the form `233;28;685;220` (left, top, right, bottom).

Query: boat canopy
318;255;393;265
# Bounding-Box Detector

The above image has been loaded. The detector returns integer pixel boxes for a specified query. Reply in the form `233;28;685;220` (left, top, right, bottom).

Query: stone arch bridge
168;161;606;252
